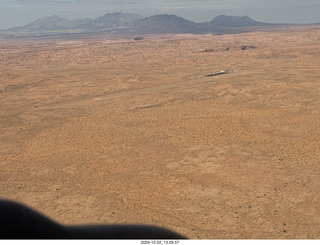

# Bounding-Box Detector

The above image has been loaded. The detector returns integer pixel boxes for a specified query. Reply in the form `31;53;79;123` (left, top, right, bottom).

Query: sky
0;0;320;29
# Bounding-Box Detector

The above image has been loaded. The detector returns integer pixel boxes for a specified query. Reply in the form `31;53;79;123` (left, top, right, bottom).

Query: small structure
241;45;257;50
204;70;231;77
202;49;214;53
134;37;144;41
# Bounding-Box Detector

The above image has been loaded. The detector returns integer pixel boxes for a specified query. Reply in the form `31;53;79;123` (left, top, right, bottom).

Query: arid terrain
1;28;320;239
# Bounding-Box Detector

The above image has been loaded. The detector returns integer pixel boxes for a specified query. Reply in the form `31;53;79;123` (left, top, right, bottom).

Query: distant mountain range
0;12;295;36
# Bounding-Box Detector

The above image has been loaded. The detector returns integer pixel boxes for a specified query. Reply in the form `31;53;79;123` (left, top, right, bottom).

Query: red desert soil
1;30;320;239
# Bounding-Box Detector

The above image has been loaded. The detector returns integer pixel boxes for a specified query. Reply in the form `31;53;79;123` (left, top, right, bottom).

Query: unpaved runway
37;71;235;110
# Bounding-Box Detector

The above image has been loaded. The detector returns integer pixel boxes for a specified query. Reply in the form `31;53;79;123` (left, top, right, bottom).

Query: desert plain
1;28;320;239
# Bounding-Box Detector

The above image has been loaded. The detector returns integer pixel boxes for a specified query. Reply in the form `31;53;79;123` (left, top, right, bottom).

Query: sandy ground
1;29;320;239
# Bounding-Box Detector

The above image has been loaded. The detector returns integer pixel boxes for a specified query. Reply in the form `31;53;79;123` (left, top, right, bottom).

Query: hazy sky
0;0;320;29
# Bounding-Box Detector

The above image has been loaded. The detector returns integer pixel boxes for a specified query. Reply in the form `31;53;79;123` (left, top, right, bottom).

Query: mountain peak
13;15;75;32
133;14;197;33
210;15;268;27
78;12;144;29
31;15;70;24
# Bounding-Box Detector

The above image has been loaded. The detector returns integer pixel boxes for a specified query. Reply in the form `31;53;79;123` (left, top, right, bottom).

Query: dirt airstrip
1;29;320;239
